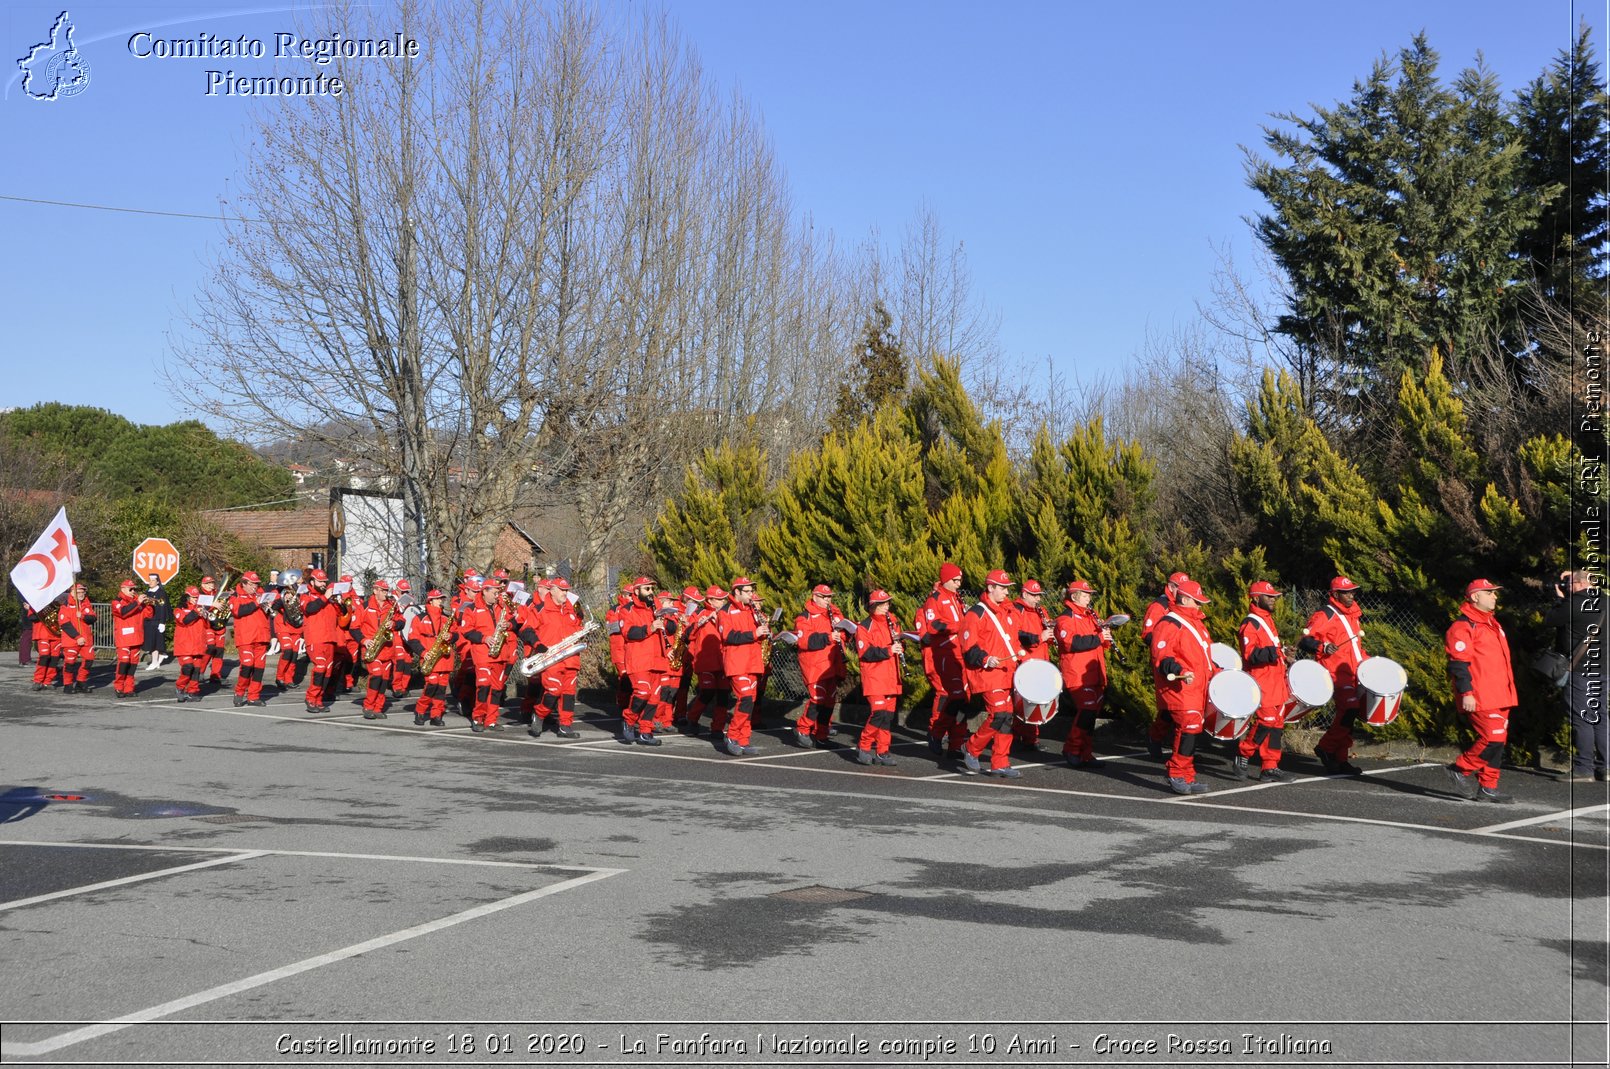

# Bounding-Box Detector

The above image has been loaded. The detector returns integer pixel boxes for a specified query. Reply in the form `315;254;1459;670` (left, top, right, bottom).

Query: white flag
10;507;79;612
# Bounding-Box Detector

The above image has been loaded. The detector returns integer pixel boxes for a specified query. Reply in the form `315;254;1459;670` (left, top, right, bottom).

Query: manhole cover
768;885;871;904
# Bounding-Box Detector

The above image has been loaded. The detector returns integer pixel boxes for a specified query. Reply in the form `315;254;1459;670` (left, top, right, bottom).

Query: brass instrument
486;596;513;658
279;589;305;627
362;605;395;662
207;572;234;628
519;621;599;678
419;625;454;673
40;605;61;636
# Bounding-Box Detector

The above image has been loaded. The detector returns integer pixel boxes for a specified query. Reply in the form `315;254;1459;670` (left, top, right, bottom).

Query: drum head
1208;669;1260;719
1210;641;1243;672
1287;659;1334;705
1013;659;1061;706
1357;656;1407;695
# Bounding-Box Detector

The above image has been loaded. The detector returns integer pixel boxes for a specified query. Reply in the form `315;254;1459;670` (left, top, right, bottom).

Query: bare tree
175;0;857;590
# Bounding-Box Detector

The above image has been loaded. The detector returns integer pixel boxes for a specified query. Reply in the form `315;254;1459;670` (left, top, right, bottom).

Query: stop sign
132;537;181;585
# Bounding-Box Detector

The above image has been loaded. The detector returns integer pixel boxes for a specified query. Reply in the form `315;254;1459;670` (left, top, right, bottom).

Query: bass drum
1013;659;1061;726
1281;659;1334;724
1205;669;1259;740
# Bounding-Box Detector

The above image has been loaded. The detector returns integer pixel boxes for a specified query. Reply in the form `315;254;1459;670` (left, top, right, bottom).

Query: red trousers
963;690;1016;770
1165;707;1206;783
1061;690;1103;761
473;661;510;725
33;637;60;685
305;641;336;707
858;695;899;754
61;641;94;685
1238;704;1287;770
235;644;268;701
797;678;840;742
539;666;579;727
1453;707;1510;789
722;673;760;745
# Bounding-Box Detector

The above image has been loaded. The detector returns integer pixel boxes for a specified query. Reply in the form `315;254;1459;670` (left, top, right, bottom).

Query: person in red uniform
920;562;969;755
300;569;341;713
1442;578;1518;803
1299;576;1370;775
1141;571;1189;759
958;569;1025;778
451;569;482;715
717;577;770;755
513;578;550;725
686;586;730;735
230;572;273;707
605;586;632;717
620;578;671;745
110;579;154;698
27;598;63;690
57;582;97;694
407;589;453;726
855;590;905;765
198;575;227;687
671;586;703;721
463;573;516;732
793;583;849;748
1055;579;1113;768
1235;580;1294;781
1150;578;1216;794
334;574;362;693
173;586;208;702
389;579;417;701
1010;579;1055;752
356;579;403;719
273;577;305;691
650;589;687;733
531;577;585;739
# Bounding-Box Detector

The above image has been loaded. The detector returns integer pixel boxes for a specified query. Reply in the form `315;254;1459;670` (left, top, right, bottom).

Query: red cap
241;571;261;584
395;579;411;592
1176;579;1210;603
309;568;328;582
938;562;963;583
201;575;215;584
119;579;136;590
682;585;703;601
372;579;390;590
730;576;755;590
631;575;655;588
705;585;728;600
811;583;834;596
463;567;479;578
1249;580;1282;598
1065;580;1095;594
868;589;892;604
1168;572;1190;586
984;569;1014;587
1330;576;1360;592
554;577;571;591
1021;579;1044;596
184;586;200;598
1465;578;1502;596
425;588;445;600
491;568;509;581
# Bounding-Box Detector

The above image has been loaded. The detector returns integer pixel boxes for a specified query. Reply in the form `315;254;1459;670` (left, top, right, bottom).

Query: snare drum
1013;659;1062;725
1205;669;1260;740
1281;659;1335;724
1356;656;1408;727
1210;641;1243;672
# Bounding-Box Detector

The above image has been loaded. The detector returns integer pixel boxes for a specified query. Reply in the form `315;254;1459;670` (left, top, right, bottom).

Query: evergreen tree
642;440;770;591
828;300;907;437
907;356;1014;578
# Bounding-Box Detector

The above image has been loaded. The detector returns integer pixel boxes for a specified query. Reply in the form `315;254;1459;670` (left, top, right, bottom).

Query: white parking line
1184;762;1438;799
0;851;266;912
0;840;611;873
0;866;624;1059
1472;803;1610;835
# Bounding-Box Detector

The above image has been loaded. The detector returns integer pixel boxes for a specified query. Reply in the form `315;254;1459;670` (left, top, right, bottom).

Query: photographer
1546;571;1606;783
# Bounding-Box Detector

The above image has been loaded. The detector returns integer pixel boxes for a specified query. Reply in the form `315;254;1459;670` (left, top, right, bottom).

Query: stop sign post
132;538;181;586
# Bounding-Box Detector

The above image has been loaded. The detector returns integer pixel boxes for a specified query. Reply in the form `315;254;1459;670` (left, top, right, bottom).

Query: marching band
22;560;1524;801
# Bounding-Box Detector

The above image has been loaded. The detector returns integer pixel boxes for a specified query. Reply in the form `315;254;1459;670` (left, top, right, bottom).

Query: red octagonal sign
132;537;181;586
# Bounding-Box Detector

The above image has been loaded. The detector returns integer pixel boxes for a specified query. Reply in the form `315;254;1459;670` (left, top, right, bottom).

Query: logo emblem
18;11;90;101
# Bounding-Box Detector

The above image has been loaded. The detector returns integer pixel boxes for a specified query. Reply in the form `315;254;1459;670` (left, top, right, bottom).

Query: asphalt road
0;661;1605;1068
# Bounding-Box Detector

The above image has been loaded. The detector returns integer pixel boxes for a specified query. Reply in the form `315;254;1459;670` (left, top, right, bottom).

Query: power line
0;193;259;223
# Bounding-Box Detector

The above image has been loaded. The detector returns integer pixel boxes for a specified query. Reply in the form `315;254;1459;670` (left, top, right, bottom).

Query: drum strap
1327;605;1363;654
1243;613;1279;646
977;601;1021;664
1162;612;1209;657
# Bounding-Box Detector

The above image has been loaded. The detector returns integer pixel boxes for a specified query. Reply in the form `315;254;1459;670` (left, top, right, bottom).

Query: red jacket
918;585;966;678
1141;591;1174;645
174;599;209;658
688;609;725;674
621;594;670;675
1055;600;1109;692
111;594;153;650
356;595;401;662
855;611;904;697
1300;598;1368;698
463;595;516;667
1014;599;1053;662
232;588;272;647
794;601;848;685
960;597;1021;696
301;589;341;647
717;602;767;677
1238;604;1290;708
536;596;584;672
407;605;451;678
1150;605;1214;712
1445;603;1516;710
58;595;96;649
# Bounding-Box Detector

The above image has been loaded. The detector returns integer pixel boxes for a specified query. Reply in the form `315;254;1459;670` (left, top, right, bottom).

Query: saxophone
362;605;394;661
419;622;454;673
487;597;513;658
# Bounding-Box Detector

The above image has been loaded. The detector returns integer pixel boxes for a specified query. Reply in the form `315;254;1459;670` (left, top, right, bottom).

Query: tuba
41;605;61;636
279;589;304;627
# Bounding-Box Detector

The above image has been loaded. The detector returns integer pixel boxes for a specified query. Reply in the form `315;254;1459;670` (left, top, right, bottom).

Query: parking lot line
1189;762;1438;798
1471;803;1610;835
0;866;625;1059
0;850;266;913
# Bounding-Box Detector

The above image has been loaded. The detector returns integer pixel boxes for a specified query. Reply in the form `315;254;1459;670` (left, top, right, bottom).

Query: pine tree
642;440;770;591
829;300;907;437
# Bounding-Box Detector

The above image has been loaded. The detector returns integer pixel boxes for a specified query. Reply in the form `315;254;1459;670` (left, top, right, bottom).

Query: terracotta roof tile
203;508;329;548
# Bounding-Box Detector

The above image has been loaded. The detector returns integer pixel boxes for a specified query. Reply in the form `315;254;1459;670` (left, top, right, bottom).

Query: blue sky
1;1;1600;428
